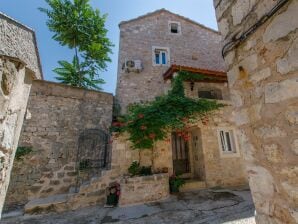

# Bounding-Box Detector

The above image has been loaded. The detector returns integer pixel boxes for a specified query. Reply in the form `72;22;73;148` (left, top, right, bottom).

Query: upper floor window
198;89;223;100
152;47;170;66
169;21;181;34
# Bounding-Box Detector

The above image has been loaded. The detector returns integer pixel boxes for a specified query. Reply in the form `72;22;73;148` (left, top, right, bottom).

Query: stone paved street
2;188;255;224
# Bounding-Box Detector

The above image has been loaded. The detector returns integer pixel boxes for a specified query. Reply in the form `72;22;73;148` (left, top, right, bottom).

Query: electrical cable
221;0;290;58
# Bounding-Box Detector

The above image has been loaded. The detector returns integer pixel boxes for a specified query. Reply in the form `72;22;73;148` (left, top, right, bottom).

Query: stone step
180;180;206;192
24;193;71;214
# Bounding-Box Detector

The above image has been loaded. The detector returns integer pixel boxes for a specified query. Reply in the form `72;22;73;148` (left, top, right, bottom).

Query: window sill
152;63;170;67
220;151;240;158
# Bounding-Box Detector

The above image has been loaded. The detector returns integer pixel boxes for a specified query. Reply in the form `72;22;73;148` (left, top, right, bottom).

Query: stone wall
119;173;169;206
116;9;225;113
4;80;113;210
0;13;42;218
213;0;298;223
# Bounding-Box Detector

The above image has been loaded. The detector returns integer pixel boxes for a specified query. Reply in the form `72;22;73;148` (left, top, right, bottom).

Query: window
170;23;178;33
152;47;170;66
217;128;240;158
198;90;223;100
169;21;181;34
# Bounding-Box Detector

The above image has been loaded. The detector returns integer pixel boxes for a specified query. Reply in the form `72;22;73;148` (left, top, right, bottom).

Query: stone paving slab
1;189;256;224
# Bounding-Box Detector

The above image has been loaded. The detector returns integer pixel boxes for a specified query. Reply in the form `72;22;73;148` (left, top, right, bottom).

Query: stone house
115;9;247;189
3;9;248;214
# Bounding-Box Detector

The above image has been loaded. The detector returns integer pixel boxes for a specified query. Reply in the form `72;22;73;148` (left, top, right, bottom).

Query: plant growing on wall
112;71;224;150
128;161;152;176
15;147;33;161
40;0;113;90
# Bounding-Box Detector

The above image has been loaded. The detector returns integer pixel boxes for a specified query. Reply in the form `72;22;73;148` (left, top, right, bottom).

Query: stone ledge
31;80;113;102
119;173;169;207
24;193;71;214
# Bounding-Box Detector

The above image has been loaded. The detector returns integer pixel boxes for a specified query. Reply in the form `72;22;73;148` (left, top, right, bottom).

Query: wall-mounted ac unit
122;60;143;73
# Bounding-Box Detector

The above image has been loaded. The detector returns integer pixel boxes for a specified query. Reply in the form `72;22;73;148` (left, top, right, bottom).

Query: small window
169;21;181;34
153;47;169;66
218;129;236;153
170;23;178;33
198;90;223;100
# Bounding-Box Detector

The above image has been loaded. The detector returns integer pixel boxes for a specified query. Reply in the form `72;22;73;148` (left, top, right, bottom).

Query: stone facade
0;12;42;218
112;103;247;189
213;0;298;223
4;80;113;211
115;9;247;190
116;9;225;113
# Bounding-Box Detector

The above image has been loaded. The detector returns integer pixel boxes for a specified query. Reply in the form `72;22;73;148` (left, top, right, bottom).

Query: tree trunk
74;39;82;87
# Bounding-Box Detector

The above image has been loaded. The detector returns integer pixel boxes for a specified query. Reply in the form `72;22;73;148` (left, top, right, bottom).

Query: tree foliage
54;56;104;89
40;0;113;90
112;71;225;150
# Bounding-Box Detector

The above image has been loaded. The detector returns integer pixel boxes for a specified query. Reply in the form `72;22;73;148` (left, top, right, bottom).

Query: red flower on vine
140;125;147;130
149;133;156;139
112;122;125;127
183;136;190;141
138;114;144;119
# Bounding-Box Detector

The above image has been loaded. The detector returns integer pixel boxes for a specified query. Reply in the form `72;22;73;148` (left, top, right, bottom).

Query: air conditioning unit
123;60;143;73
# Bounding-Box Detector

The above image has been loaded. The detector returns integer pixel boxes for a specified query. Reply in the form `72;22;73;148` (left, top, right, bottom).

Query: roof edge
119;9;220;35
163;64;227;81
0;11;44;79
33;80;114;96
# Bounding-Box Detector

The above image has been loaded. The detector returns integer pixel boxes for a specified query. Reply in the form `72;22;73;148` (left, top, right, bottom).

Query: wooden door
172;132;190;175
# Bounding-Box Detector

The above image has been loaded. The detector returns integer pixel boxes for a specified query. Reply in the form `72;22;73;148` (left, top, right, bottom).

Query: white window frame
152;46;170;66
217;128;240;158
168;21;181;35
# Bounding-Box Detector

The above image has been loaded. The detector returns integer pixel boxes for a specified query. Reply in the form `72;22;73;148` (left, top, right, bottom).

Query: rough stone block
263;0;298;43
265;78;298;104
254;125;287;139
291;139;298;155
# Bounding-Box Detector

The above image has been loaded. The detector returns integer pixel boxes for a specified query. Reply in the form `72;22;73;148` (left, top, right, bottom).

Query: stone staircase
25;194;70;214
180;179;206;192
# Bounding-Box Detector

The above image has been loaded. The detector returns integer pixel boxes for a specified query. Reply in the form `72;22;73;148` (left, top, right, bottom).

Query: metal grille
75;129;111;189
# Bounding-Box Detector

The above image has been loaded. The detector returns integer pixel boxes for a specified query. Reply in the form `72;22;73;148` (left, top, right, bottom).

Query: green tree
39;0;113;90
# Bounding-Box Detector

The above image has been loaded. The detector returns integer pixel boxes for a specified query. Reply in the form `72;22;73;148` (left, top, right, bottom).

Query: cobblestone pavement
1;188;255;224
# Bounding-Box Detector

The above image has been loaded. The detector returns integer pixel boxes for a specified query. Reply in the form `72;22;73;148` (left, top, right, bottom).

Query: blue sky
0;0;218;94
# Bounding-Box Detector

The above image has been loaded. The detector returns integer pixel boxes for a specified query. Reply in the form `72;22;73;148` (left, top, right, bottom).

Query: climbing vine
111;71;224;150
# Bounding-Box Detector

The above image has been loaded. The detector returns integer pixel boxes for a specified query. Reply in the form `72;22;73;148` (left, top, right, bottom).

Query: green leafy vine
111;71;224;150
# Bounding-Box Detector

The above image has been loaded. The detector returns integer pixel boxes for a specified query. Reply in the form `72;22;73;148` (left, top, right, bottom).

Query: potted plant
105;182;120;207
169;174;185;193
